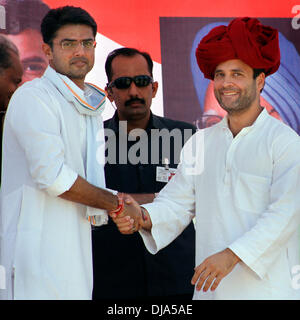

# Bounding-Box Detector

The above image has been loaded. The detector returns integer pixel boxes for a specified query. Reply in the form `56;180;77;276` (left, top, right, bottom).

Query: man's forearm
59;175;119;211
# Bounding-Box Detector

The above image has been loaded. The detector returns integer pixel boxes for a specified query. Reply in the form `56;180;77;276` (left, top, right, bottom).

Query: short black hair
253;68;265;79
41;6;97;45
253;68;265;93
0;0;50;35
0;34;19;71
105;47;154;82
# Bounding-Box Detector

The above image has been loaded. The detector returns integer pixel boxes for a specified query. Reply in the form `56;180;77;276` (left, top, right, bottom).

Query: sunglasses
107;75;153;89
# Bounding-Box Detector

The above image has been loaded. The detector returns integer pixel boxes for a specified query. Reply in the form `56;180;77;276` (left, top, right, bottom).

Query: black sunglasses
107;75;153;89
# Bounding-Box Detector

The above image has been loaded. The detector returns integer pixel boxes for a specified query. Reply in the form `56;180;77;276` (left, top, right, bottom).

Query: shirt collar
219;107;269;134
106;111;120;132
150;113;168;129
107;111;163;132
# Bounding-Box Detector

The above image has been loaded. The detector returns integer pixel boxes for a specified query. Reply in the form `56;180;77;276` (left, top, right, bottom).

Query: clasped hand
109;194;143;234
109;196;240;293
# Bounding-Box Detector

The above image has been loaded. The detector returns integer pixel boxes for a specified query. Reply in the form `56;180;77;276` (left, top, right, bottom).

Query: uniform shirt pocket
234;172;271;213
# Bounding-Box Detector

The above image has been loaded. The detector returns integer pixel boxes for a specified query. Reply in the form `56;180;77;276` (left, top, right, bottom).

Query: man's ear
256;72;265;93
42;43;53;61
105;85;114;102
152;81;158;98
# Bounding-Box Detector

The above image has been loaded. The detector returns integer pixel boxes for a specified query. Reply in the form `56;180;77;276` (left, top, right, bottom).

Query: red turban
195;17;280;80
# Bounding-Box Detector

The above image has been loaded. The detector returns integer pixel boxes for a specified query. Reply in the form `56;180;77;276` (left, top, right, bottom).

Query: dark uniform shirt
92;112;196;300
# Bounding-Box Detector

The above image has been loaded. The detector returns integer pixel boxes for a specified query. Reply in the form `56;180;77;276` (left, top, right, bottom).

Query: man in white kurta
0;65;107;300
0;6;124;300
111;17;300;299
140;107;300;299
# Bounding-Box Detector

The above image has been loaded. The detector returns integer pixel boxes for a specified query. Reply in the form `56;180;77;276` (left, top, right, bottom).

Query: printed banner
1;0;299;125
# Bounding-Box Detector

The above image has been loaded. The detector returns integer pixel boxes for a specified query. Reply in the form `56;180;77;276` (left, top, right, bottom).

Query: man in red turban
111;17;300;300
196;17;280;80
193;17;282;134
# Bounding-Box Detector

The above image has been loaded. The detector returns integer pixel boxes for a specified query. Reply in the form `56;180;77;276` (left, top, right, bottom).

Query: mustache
70;57;89;64
218;87;240;93
125;98;145;106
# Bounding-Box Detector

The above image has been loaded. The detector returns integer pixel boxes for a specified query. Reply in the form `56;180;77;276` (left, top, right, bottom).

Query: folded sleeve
140;133;199;254
46;165;78;197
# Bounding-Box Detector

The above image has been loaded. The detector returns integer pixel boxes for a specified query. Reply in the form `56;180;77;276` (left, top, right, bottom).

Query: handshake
108;193;152;234
107;192;240;293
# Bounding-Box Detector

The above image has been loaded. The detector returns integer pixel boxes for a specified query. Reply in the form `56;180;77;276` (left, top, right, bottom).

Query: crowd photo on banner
0;0;300;300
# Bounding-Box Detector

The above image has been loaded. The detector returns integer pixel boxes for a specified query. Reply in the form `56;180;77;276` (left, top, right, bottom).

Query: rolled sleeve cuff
45;164;78;197
145;206;169;252
139;202;188;255
138;203;167;255
139;229;158;255
228;242;266;279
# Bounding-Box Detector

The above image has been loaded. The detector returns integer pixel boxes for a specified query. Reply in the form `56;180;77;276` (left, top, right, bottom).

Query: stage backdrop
1;0;299;129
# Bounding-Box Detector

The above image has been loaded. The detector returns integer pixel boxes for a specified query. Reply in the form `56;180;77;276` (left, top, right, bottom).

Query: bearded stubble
214;80;257;115
68;58;93;79
50;52;94;82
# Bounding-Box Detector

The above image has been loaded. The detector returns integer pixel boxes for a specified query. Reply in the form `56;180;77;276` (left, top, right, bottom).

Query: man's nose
222;74;236;87
73;43;86;55
128;81;139;95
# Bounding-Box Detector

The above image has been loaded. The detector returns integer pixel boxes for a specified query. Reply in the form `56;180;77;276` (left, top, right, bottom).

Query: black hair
0;0;50;35
105;47;154;82
253;68;265;79
41;6;97;45
0;34;19;71
253;68;265;92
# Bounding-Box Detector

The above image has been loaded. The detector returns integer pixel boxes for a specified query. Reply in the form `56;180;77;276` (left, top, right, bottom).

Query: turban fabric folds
196;17;280;80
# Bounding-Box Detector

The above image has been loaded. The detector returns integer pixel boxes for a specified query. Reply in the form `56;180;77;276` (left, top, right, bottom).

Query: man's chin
69;66;92;79
124;108;149;121
69;71;88;79
222;105;250;116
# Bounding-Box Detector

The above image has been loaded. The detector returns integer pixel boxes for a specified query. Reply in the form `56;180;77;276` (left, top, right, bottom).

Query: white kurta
0;67;105;299
141;108;300;300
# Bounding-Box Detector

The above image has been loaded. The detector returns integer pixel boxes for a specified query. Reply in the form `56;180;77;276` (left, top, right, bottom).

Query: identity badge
156;166;177;183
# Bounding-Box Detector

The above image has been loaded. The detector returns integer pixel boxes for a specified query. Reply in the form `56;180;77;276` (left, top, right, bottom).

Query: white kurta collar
219;107;269;135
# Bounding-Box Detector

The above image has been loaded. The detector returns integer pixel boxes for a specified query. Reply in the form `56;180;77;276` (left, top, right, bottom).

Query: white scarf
45;66;110;226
